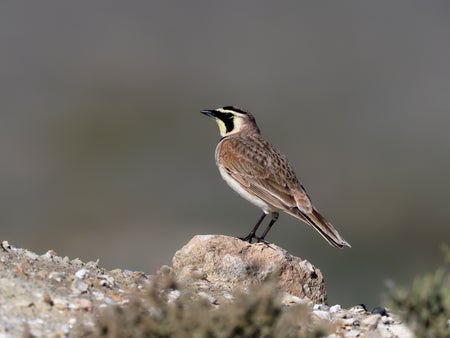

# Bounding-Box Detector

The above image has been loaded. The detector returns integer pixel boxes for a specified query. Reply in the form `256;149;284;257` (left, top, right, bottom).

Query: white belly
217;164;276;214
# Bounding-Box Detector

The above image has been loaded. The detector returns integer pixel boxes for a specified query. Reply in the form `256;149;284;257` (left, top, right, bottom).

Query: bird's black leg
240;212;267;243
256;212;279;243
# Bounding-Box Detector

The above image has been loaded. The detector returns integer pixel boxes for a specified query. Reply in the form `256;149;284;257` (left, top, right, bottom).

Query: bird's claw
239;234;269;245
239;234;256;243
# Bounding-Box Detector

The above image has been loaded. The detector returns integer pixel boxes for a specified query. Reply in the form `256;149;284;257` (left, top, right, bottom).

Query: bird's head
201;106;260;137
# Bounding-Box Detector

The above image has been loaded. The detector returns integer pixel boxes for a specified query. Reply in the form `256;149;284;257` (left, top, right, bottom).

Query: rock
0;237;415;338
371;305;388;316
313;309;332;321
330;304;341;313
324;303;414;338
172;234;327;303
362;314;381;330
171;235;414;337
281;292;310;306
75;268;88;279
0;241;151;337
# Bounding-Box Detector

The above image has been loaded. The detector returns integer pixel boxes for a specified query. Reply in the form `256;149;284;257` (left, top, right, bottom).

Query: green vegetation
386;245;450;338
82;274;329;338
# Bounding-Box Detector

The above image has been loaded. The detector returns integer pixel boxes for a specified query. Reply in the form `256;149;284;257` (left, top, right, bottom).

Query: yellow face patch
215;118;228;137
214;115;245;137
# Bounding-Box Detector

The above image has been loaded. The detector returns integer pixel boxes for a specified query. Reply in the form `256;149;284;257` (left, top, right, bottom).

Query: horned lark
201;106;350;248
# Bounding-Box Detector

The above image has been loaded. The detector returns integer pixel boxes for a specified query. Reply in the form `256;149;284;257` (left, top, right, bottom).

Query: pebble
1;240;11;250
167;289;181;303
381;315;392;324
313;310;331;321
71;279;89;293
71;258;84;266
45;250;57;258
197;291;217;304
330;304;341;313
84;260;99;269
75;268;88;279
371;306;387;316
25;251;39;260
349;305;367;313
48;271;63;282
98;274;115;288
361;314;381;330
313;303;328;311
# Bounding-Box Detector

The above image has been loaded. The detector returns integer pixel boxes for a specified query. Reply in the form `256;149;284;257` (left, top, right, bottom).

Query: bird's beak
201;109;217;118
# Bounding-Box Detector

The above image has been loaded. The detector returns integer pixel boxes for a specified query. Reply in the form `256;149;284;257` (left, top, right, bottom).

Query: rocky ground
0;236;414;337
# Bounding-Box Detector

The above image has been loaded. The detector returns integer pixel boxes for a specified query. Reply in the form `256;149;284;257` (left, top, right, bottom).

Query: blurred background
1;1;449;307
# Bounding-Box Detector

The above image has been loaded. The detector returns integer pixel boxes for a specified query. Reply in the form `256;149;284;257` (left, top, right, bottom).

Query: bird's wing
218;137;312;213
218;137;351;249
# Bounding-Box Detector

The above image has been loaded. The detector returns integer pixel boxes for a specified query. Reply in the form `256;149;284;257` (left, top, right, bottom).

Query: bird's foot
239;233;256;243
239;233;270;245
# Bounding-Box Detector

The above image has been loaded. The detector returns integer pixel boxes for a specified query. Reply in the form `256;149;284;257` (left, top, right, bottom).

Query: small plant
386;245;450;338
81;273;329;338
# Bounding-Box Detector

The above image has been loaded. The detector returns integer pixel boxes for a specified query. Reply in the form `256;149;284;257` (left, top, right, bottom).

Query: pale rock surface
172;234;327;303
172;235;414;338
0;237;415;337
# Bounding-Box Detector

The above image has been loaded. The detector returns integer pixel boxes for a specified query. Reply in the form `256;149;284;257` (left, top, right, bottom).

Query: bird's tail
286;207;351;249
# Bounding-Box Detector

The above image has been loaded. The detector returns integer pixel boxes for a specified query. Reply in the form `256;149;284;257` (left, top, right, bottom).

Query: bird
201;106;350;248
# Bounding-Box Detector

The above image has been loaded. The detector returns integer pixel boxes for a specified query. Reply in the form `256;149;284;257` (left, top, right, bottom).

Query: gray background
1;1;449;307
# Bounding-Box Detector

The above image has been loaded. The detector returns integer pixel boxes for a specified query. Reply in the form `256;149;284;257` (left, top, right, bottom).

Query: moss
81;273;329;338
386;245;450;338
